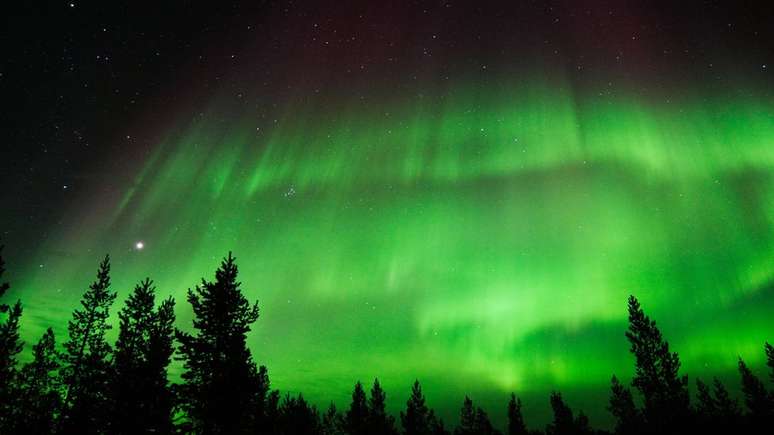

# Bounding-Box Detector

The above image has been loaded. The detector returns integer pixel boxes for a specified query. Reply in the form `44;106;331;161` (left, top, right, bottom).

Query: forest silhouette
1;246;772;434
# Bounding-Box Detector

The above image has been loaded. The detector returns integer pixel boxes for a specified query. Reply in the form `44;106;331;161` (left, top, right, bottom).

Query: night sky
1;1;773;429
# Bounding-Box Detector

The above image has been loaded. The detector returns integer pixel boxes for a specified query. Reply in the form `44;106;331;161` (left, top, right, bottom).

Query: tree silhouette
368;378;397;435
60;254;117;434
176;252;266;434
711;377;740;421
624;295;689;432
695;378;717;419
546;392;574;435
0;245;23;431
429;414;450;435
738;357;773;423
253;364;272;430
321;402;345;435
263;389;282;434
546;391;592;435
454;396;498;435
110;278;175;434
607;375;642;434
3;246;773;435
345;381;369;435
276;393;321;435
694;376;740;432
9;327;61;434
401;380;432;435
507;392;527;435
455;396;476;435
575;411;592;435
474;406;497;435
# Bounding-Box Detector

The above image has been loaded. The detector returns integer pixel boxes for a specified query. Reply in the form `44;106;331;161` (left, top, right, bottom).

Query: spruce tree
695;377;740;432
695;379;717;419
253;364;272;429
546;392;574;435
454;396;496;435
321;402;345;435
712;377;739;417
738;357;773;421
455;396;477;435
10;327;61;434
401;380;431;435
711;377;740;428
176;252;265;434
545;391;591;435
624;295;689;431
765;342;774;384
507;392;527;435
574;411;591;435
263;389;281;434
345;381;369;435
60;254;117;434
277;393;321;435
473;406;496;435
0;245;23;430
428;413;449;435
110;278;175;434
607;375;641;434
368;378;397;435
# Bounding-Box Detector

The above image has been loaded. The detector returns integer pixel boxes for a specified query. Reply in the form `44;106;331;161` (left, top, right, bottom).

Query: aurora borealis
2;1;773;429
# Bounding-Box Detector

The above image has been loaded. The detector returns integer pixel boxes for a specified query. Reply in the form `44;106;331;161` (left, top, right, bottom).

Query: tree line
0;245;772;434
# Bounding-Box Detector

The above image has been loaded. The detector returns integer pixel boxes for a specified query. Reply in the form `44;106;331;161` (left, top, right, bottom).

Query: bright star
135;241;144;250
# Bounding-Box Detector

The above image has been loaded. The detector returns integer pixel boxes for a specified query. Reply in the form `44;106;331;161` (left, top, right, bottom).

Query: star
135;241;144;250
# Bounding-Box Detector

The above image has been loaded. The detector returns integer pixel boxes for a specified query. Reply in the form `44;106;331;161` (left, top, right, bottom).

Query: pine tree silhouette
428;414;449;435
110;278;175;434
546;391;592;435
711;377;740;420
607;375;642;434
624;295;689;432
454;396;498;435
368;378;397;435
455;396;476;435
694;377;741;433
401;380;432;435
738;357;773;423
507;392;527;435
276;393;321;435
695;378;717;421
60;254;117;434
176;252;266;434
253;364;272;430
710;377;741;431
345;381;369;435
575;411;592;435
3;249;771;435
263;389;282;434
546;392;574;435
10;328;61;434
474;406;497;435
321;402;345;435
0;245;23;431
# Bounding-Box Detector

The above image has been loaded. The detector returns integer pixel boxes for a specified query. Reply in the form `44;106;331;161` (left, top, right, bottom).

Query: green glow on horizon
9;73;774;427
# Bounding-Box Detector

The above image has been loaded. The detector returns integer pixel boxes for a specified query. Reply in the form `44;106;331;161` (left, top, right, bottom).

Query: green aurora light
8;73;774;427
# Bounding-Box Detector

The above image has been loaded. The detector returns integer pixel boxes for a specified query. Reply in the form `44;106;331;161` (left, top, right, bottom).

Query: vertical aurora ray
10;70;774;427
